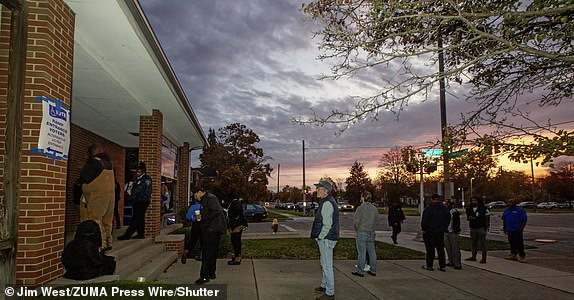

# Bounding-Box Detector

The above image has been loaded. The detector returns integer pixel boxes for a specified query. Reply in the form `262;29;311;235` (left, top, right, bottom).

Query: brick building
0;0;207;286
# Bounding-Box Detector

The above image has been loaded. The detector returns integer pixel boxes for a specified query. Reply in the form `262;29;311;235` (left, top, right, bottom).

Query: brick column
139;109;162;238
0;0;75;286
176;142;190;222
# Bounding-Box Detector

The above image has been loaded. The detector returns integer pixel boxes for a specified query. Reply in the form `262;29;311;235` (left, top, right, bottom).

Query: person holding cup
193;187;227;285
182;198;202;264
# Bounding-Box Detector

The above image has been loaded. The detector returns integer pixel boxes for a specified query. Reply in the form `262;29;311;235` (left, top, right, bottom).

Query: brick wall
65;124;125;233
176;142;189;222
139;109;162;237
0;0;75;286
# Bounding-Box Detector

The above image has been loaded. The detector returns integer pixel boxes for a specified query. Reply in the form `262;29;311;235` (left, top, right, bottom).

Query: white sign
30;96;70;161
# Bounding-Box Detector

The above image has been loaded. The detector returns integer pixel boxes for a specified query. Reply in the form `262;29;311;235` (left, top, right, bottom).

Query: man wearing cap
118;162;152;240
311;180;339;300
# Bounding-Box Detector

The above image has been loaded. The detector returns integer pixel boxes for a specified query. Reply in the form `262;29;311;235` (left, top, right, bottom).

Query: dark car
243;203;268;222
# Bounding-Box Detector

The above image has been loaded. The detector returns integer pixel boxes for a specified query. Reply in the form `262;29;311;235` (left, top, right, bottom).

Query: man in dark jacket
194;187;227;285
118;162;152;240
388;202;406;244
311;180;339;300
444;199;462;270
421;194;450;272
465;196;490;263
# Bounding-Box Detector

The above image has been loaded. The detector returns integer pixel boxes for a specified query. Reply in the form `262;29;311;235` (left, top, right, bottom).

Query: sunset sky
140;0;574;191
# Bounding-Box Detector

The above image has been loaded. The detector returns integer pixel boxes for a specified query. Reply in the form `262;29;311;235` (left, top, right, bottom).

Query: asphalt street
254;209;574;273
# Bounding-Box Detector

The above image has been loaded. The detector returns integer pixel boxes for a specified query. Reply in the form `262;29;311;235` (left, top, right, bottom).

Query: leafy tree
276;185;304;203
299;0;574;160
199;123;273;202
301;0;573;125
377;147;416;203
485;169;531;202
541;161;574;201
449;148;498;192
345;161;373;207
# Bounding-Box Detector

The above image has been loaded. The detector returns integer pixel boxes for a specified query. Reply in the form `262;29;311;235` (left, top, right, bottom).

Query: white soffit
64;0;206;148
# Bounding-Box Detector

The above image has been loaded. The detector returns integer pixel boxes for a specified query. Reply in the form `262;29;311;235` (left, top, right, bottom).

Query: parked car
243;203;268;222
537;202;558;209
338;201;354;212
486;201;506;209
297;202;317;212
518;201;535;208
556;202;571;209
284;202;296;210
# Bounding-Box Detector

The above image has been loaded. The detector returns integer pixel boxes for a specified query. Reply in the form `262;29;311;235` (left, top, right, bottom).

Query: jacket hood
74;220;102;247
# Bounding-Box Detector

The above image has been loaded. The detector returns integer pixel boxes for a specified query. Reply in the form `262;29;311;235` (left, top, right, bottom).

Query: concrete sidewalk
158;231;574;299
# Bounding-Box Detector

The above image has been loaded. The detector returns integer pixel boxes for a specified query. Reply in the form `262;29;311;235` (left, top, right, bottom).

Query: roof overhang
64;0;207;149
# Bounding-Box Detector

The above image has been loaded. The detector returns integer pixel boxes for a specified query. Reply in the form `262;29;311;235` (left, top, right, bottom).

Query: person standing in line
194;187;227;285
311;180;339;300
388;202;406;244
182;198;202;264
227;198;248;265
421;194;451;272
502;198;528;263
78;143;115;251
352;191;378;277
118;162;152;240
465;196;490;263
444;199;462;270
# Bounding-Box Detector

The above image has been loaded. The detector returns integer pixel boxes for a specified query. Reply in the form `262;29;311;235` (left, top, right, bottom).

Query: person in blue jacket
182;198;202;264
502;198;528;262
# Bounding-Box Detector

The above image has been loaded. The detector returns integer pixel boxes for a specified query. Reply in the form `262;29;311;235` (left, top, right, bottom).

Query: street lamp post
470;177;475;199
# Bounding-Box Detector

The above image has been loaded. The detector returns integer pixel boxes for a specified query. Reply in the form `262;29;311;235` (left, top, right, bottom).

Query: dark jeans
185;221;202;253
391;223;401;241
469;227;487;259
114;200;120;227
200;232;221;278
123;201;149;237
507;230;525;256
230;231;243;258
423;231;446;269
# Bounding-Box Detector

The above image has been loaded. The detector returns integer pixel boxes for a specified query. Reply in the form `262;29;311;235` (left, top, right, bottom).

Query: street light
470;177;475;199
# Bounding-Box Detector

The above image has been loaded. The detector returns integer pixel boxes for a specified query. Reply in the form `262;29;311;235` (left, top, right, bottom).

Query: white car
338;201;354;212
536;202;558;209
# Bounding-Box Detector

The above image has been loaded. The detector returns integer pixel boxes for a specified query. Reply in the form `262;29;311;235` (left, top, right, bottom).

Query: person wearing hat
421;194;451;272
311;180;339;300
118;162;152;240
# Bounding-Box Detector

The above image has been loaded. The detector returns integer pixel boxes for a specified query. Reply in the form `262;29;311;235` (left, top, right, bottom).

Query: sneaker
363;264;370;272
464;257;476;261
315;293;335;300
505;254;517;261
445;263;455;267
351;271;364;277
367;271;376;276
439;268;446;272
181;250;189;264
421;265;434;271
132;235;145;239
454;266;462;270
479;258;486;264
518;255;527;263
314;286;326;294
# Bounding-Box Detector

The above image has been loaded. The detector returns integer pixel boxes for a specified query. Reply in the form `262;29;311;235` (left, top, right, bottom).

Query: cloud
140;0;574;189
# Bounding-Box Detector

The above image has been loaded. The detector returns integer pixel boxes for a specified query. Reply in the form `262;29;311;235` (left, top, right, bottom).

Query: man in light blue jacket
352;191;378;277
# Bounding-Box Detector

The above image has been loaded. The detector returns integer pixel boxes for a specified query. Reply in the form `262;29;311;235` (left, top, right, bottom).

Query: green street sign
446;148;468;158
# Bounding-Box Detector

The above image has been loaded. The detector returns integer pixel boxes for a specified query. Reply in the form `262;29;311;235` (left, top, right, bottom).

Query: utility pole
302;140;306;202
276;163;280;204
438;34;451;200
